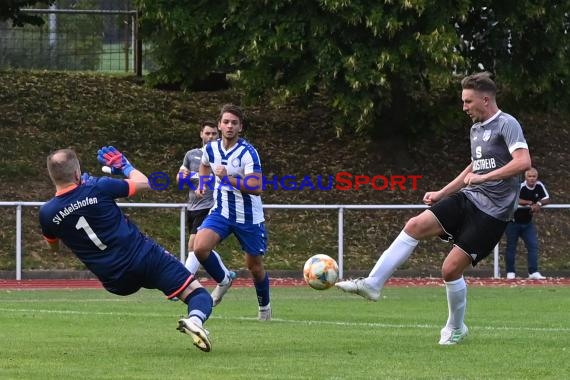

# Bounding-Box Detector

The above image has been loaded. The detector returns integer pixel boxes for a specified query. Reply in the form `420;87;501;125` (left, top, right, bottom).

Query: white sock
259;303;271;311
445;277;467;329
189;315;203;328
366;230;418;289
184;251;200;274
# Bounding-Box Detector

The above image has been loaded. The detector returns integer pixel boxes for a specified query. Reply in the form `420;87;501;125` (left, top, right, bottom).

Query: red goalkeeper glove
97;146;135;177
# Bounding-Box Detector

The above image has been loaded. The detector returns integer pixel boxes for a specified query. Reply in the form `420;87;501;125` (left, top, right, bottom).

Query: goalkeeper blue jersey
202;138;265;224
39;177;153;283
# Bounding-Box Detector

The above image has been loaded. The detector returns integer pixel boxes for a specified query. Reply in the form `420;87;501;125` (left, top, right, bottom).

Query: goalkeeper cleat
211;273;234;307
334;278;381;301
177;318;211;352
438;324;469;345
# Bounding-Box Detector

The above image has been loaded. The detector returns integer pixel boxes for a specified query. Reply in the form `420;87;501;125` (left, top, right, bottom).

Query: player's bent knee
404;215;426;237
245;255;264;273
441;267;462;282
404;211;442;239
192;248;209;259
441;256;470;281
193;245;218;260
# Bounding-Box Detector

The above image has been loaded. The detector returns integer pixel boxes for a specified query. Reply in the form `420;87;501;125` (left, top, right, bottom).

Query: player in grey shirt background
336;72;531;345
177;121;235;283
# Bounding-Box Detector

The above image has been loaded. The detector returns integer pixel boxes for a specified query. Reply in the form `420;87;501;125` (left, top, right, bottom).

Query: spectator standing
505;167;550;280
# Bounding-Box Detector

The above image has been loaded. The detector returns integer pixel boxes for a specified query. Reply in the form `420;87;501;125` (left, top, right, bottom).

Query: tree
456;1;570;110
0;1;54;26
137;0;569;135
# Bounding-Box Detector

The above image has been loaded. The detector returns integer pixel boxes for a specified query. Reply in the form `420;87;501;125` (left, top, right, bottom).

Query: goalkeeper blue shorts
102;242;194;299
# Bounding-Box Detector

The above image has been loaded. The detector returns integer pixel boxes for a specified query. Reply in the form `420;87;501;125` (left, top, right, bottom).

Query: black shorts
187;209;210;235
428;192;507;266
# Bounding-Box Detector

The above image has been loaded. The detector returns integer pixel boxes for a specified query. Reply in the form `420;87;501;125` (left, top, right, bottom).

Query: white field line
0;307;569;333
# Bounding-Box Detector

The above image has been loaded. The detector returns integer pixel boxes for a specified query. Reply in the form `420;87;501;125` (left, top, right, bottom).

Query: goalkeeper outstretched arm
97;146;149;192
126;168;150;192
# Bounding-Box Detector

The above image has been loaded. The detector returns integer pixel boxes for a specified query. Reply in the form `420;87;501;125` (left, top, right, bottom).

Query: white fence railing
1;201;568;281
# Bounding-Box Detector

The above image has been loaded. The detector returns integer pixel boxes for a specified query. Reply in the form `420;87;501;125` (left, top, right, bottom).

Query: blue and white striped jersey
202;138;264;224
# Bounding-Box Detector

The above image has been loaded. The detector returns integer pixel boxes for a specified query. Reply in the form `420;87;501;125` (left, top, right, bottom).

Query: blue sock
184;287;212;322
199;252;226;283
254;273;270;307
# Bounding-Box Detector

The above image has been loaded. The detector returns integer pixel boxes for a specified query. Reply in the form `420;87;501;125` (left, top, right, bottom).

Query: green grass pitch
1;286;569;379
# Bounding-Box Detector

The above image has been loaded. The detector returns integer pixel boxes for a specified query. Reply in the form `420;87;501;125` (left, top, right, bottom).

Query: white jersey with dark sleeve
461;110;529;221
513;180;549;223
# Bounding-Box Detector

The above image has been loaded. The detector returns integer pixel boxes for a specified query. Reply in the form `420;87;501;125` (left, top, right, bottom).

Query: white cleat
334;278;381;301
528;272;546;280
506;272;516;280
177;318;211;352
258;305;272;321
211;274;234;307
439;324;469;345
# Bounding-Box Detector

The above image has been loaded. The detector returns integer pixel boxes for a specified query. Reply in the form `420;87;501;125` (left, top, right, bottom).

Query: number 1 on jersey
75;216;107;250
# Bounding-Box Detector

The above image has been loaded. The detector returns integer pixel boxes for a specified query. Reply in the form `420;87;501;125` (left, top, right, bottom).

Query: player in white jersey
193;104;271;320
336;72;531;344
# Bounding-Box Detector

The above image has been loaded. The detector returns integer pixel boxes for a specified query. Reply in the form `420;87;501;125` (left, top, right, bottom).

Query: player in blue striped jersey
177;121;235;284
39;147;214;351
193;104;271;320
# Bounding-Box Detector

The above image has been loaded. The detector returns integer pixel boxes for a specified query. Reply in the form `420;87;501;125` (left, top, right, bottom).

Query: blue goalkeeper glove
97;146;135;177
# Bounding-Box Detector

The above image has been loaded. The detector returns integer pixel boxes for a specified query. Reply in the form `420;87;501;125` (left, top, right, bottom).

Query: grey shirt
461;111;529;221
180;148;215;211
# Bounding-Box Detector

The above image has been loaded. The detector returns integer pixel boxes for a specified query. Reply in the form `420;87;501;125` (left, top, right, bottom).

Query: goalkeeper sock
184;287;212;323
366;230;418;289
445;277;467;329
